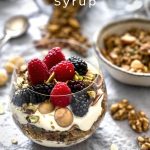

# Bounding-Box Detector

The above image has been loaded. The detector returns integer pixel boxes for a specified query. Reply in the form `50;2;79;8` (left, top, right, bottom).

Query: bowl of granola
94;18;150;86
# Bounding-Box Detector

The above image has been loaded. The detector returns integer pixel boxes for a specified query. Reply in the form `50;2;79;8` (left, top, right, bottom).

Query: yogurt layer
11;91;104;132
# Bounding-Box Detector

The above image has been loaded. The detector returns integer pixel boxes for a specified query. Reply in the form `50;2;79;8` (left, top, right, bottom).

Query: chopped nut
26;115;39;123
23;104;37;114
130;60;144;70
55;108;73;127
38;102;54;114
87;91;96;99
46;72;55;84
0;69;8;86
73;72;83;81
128;110;149;133
11;138;18;145
110;99;134;120
16;77;24;87
121;33;136;44
4;62;16;74
20;64;27;73
140;43;150;55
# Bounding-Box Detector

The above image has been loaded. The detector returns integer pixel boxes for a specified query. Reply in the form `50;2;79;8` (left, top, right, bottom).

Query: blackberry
71;93;90;117
67;80;85;93
12;83;54;107
68;56;88;75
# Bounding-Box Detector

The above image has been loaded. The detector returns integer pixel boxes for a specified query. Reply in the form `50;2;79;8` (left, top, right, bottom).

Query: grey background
0;0;149;150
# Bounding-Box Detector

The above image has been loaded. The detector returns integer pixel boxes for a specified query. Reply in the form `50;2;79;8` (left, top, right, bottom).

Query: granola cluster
103;29;150;73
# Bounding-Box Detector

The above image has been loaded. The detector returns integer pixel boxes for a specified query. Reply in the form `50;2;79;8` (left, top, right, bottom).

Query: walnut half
128;110;149;133
110;99;134;120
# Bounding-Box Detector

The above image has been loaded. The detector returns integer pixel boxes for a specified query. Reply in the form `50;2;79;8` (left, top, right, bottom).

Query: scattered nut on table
110;99;134;120
4;62;16;74
9;56;25;68
11;138;18;145
137;136;150;150
128;110;149;133
0;69;8;86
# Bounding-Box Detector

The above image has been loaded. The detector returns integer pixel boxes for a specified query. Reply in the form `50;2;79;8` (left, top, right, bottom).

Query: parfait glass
9;39;107;147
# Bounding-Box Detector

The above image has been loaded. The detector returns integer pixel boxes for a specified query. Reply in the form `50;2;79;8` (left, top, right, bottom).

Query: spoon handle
0;34;11;51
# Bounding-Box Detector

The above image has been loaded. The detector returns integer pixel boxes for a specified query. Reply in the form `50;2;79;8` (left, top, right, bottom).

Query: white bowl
94;18;150;87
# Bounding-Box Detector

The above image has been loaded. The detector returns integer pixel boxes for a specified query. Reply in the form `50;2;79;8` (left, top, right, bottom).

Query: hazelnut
55;108;73;127
9;56;25;68
38;102;54;114
130;60;144;70
4;62;16;74
0;69;8;86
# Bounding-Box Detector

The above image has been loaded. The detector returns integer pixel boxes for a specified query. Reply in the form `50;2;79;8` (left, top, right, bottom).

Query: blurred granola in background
35;0;90;56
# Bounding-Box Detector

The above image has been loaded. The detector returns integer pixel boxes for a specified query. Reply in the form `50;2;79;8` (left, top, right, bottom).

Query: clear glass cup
9;40;107;147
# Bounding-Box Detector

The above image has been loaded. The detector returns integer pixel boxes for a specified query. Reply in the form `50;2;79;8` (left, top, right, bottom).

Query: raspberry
28;58;49;85
67;80;85;93
71;93;90;117
68;56;88;75
50;82;72;107
53;61;75;82
43;47;65;70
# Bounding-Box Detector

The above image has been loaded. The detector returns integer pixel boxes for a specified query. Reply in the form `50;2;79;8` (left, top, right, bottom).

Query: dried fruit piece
137;136;150;150
26;115;39;123
128;110;149;133
38;102;54;114
54;108;73;127
110;99;134;120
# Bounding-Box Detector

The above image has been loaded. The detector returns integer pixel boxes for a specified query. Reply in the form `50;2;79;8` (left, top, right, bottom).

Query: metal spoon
0;15;29;50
